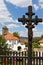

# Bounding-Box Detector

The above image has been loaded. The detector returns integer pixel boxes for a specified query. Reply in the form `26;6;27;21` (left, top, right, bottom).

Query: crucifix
18;6;42;65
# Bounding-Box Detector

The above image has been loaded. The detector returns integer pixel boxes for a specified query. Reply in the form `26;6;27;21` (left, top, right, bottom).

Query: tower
2;26;8;36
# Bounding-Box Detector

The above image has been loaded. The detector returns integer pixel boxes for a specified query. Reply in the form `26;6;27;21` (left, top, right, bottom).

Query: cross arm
32;15;42;25
18;15;26;25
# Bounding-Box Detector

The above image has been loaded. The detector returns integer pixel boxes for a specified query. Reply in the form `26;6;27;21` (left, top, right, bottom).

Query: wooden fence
0;51;28;65
0;51;43;65
32;52;43;65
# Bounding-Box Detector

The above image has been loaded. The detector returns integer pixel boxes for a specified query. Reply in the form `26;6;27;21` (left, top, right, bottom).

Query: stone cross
18;6;42;65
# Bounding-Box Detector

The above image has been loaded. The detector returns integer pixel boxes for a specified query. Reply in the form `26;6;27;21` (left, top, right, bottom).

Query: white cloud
19;29;28;37
0;0;14;23
39;0;43;3
39;4;43;8
33;4;39;11
39;0;43;8
32;27;43;37
19;28;43;37
6;0;32;7
7;24;20;28
32;27;37;31
33;0;43;11
14;19;18;23
33;31;43;37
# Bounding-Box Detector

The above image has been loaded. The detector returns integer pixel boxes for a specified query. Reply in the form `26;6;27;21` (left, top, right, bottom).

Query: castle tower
2;26;8;36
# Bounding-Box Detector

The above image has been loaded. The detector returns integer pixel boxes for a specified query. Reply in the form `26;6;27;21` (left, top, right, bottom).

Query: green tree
0;35;6;43
13;32;20;38
32;37;41;48
32;42;40;48
41;35;43;39
0;35;8;55
32;37;41;43
32;37;41;56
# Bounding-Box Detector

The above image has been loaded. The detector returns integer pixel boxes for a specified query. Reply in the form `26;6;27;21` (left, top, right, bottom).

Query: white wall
6;40;26;52
40;43;43;46
6;40;18;48
17;43;25;51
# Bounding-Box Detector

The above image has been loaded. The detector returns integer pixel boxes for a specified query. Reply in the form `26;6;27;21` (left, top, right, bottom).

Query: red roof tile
4;33;19;40
38;39;43;43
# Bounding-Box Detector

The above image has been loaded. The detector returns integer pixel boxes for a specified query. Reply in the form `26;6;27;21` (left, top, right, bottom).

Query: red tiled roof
4;33;19;40
38;39;43;43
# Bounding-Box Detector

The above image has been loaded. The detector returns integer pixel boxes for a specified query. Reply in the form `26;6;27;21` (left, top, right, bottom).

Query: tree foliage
41;35;43;39
0;35;6;43
13;32;20;38
32;37;41;43
0;35;8;55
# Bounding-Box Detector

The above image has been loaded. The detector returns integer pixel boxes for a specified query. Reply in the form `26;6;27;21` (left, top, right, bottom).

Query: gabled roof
4;33;19;40
38;39;43;43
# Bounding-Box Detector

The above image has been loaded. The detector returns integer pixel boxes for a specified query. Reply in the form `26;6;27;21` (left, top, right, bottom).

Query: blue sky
0;0;43;37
